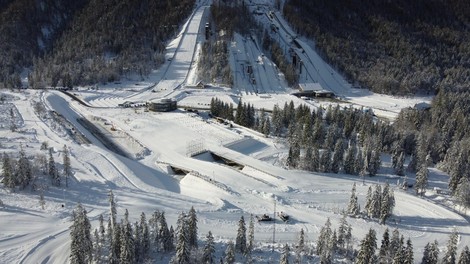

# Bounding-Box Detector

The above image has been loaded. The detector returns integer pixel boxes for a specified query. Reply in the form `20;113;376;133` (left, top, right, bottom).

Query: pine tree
458;246;470;264
369;185;382;219
120;210;135;264
16;146;32;189
174;212;189;263
389;229;400;258
63;145;71;188
48;147;60;186
140;212;150;261
160;212;173;252
347;183;360;216
69;203;93;264
365;186;373;217
316;218;333;263
380;183;393;224
404;238;414;264
344;144;356;174
10;107;17;132
392;236;405;264
442;229;458;264
202;231;215;264
379;228;390;264
320;149;332;173
247;214;255;255
2;152;15;189
312;146;320;172
415;165;429;196
280;243;290;264
368;149;381;176
430;240;440;264
354;148;364;176
110;224;122;263
235;215;247;254
356;228;377;264
295;228;305;263
395;152;405;176
109;190;117;229
331;140;344;173
187;206;198;249
224;241;236;264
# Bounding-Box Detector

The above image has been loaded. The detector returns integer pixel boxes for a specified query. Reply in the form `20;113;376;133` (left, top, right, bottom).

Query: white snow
0;1;467;263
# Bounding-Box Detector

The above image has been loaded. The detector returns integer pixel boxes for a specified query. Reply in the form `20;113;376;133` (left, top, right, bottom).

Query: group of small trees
347;183;395;225
2;143;72;209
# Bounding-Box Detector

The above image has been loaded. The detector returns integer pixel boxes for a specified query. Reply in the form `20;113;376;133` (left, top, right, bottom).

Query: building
147;98;177;112
298;82;335;98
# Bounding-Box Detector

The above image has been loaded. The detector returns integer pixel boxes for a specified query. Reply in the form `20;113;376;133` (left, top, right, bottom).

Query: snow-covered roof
299;82;323;91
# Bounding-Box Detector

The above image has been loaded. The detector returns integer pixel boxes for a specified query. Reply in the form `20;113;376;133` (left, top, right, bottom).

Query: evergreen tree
316;218;333;263
109;190;117;229
379;228;391;264
392;236;405;264
337;214;351;253
331;140;344;173
369;184;382;219
280;243;290;264
422;240;440;264
10;107;17;132
302;146;314;171
247;214;255;255
69;203;93;264
380;183;394;224
354;148;364;176
175;212;189;263
16;146;32;189
404;238;414;264
159;212;173;252
48;147;60;186
224;241;236;264
295;228;305;263
2;152;15;189
458;246;470;264
202;231;215;264
365;186;373;217
368;149;381;176
312;146;320;172
395;152;405;176
187;206;198;249
140;212;150;261
389;229;401;258
356;228;378;264
442;229;458;264
415;165;429;196
235;215;247;254
120;210;135;264
63;145;71;188
344;144;356;174
319;149;332;173
110;224;122;263
455;177;470;209
348;183;360;217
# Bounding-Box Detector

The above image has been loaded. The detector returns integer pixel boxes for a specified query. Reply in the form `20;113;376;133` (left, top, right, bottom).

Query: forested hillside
30;0;195;88
0;0;87;88
283;0;470;95
0;0;194;88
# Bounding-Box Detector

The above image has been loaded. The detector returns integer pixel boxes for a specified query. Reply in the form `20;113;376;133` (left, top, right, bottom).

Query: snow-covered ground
0;1;467;263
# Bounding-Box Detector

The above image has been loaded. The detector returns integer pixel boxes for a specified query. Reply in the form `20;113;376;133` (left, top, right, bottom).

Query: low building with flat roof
148;98;177;112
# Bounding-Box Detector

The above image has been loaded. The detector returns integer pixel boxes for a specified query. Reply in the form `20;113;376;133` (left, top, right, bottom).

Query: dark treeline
30;0;195;88
0;0;87;88
283;0;470;95
0;0;194;88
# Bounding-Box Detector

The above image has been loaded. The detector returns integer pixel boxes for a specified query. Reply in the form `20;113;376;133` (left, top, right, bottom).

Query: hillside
0;0;87;88
283;0;470;95
0;0;195;88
